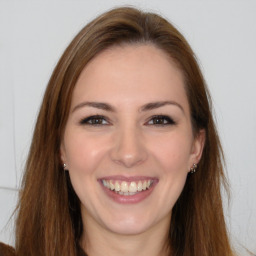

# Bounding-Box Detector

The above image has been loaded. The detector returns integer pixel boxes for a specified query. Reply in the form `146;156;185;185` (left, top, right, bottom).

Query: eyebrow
72;102;115;113
72;100;184;113
140;101;184;113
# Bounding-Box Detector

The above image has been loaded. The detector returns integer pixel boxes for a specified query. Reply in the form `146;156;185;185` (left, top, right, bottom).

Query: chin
107;222;150;235
101;213;156;235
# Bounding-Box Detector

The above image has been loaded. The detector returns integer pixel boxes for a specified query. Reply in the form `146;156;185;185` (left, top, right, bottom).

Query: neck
80;213;171;256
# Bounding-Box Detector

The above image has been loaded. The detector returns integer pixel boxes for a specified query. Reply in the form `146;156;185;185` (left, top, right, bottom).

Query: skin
61;44;205;256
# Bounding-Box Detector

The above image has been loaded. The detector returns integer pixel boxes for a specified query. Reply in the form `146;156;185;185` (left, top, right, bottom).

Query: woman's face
61;44;204;236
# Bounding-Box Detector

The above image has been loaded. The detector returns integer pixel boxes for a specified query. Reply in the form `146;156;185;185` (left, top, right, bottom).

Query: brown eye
80;115;109;125
147;115;176;126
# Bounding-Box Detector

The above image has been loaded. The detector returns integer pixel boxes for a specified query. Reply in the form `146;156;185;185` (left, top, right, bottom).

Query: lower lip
99;181;158;204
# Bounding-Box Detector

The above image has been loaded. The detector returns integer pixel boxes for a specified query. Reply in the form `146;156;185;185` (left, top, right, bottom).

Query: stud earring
63;163;67;170
190;163;197;174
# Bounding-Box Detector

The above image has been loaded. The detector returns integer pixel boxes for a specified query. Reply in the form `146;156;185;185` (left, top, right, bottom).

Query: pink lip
98;176;159;204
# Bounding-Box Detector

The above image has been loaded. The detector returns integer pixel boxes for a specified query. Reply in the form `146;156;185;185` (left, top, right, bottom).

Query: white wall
0;0;255;254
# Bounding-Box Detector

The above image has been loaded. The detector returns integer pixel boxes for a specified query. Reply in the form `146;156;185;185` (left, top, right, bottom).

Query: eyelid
79;115;111;125
79;114;176;126
145;115;176;126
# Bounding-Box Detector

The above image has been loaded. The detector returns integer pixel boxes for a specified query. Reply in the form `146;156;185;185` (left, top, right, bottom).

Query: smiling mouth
101;179;154;196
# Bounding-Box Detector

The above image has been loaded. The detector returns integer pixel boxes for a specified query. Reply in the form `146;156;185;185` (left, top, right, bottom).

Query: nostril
109;129;148;167
110;140;148;168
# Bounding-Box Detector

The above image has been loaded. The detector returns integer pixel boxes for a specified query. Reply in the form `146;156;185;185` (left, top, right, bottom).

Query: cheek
63;131;108;175
151;135;191;210
63;131;109;207
150;132;192;173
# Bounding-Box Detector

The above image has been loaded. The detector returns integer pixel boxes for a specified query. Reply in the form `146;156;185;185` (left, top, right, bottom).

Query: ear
188;129;205;171
60;142;67;164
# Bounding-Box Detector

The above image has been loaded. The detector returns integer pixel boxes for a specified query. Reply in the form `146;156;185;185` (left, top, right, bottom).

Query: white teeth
121;181;129;192
142;181;147;190
102;179;153;195
105;180;110;189
138;181;142;191
129;182;137;193
115;181;120;191
110;180;115;190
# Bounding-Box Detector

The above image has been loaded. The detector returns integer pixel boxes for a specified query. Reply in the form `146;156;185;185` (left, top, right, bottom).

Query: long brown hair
15;7;234;256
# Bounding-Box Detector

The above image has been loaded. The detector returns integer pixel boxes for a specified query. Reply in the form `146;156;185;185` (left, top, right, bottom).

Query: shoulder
0;242;16;256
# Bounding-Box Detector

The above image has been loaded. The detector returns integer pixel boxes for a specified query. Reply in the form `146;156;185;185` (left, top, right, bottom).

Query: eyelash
79;115;109;125
79;115;176;126
146;115;176;126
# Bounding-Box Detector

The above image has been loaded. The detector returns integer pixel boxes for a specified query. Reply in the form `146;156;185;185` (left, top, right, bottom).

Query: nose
110;126;148;168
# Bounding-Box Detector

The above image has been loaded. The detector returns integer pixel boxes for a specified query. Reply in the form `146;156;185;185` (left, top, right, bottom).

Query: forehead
72;44;189;112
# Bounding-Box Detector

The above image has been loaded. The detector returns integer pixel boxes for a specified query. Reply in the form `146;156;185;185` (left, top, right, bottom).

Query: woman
1;6;235;256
